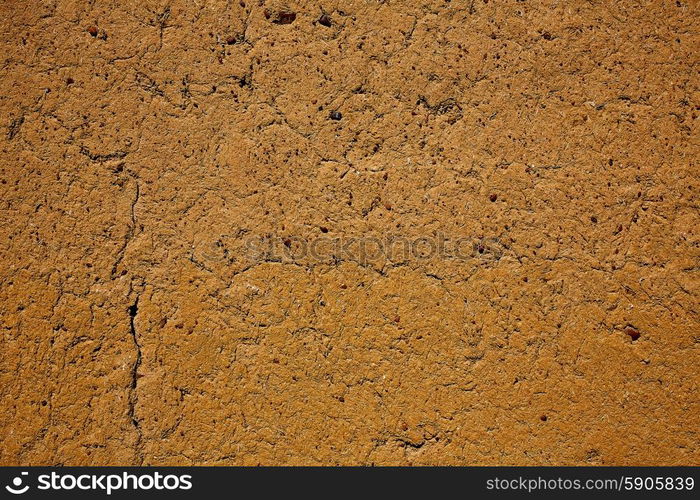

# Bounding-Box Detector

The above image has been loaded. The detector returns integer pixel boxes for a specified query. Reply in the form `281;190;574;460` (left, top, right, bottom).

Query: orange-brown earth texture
1;0;698;465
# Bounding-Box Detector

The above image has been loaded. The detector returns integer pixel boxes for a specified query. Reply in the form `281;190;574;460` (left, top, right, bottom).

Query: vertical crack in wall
111;180;140;278
127;295;143;464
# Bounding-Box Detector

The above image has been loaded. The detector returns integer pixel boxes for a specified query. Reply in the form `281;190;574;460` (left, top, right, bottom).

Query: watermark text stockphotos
202;232;505;266
4;471;192;495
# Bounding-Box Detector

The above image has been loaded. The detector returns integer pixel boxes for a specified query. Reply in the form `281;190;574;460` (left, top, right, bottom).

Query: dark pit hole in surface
271;11;296;24
624;325;641;341
318;13;332;27
128;304;138;318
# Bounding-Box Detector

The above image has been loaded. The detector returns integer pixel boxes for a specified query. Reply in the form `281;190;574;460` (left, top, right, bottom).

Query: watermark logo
5;472;29;495
197;231;505;270
3;471;193;496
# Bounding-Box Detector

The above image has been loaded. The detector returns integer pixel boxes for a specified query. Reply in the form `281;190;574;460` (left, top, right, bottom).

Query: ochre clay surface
1;0;699;465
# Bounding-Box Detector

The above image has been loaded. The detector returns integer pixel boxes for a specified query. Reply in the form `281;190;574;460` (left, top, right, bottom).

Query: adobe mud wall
1;0;698;465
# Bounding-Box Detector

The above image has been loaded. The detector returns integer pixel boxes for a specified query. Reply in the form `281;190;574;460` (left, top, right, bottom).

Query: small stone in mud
329;110;342;121
318;14;332;27
87;26;98;37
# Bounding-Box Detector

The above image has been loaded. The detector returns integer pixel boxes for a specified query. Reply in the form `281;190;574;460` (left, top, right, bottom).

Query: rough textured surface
1;0;698;466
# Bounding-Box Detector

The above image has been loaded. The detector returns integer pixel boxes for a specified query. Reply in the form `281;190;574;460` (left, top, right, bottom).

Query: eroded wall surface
1;0;698;465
